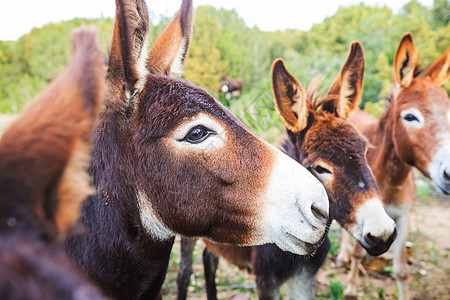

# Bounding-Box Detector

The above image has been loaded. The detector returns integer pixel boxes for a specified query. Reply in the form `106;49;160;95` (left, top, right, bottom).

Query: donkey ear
394;33;418;88
272;59;308;133
106;0;149;108
147;0;194;77
424;48;450;85
55;29;105;235
326;41;365;119
0;28;104;237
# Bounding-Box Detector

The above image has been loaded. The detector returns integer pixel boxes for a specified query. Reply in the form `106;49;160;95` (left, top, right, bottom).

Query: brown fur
0;28;107;299
147;0;193;76
177;42;396;300
64;1;328;299
343;32;450;299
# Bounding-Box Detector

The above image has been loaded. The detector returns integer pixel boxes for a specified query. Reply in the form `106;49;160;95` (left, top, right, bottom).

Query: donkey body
178;42;396;300
0;29;107;299
220;75;243;101
64;1;329;299
339;33;450;299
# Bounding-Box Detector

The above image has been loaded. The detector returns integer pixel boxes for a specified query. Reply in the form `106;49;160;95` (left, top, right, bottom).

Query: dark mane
413;64;424;78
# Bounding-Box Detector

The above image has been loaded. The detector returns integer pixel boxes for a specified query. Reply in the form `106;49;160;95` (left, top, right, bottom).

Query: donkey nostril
364;233;382;248
311;203;328;224
443;170;450;181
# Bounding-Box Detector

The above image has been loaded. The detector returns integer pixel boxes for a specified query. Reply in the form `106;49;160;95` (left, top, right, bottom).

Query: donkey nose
443;169;450;182
311;202;329;225
301;195;329;230
364;232;382;248
364;227;397;256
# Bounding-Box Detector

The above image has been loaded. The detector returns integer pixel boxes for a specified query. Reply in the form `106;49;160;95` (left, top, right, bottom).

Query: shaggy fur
0;29;107;299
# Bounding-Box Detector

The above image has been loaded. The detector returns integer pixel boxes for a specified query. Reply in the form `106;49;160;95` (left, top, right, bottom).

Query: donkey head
391;33;450;194
99;0;329;255
273;42;396;256
220;76;230;92
0;29;104;241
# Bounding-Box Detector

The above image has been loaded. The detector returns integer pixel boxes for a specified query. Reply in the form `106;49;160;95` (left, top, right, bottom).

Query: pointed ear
106;0;150;108
147;0;194;77
394;32;418;88
326;41;365;119
424;48;450;85
0;28;104;237
272;59;308;132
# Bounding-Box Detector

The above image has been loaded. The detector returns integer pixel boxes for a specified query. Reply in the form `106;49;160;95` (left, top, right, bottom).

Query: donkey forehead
140;76;240;134
304;117;367;158
398;79;449;105
397;87;450;122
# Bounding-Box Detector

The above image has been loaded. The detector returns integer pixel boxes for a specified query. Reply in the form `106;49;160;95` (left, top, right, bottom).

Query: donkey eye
314;165;332;174
403;113;419;122
183;126;215;144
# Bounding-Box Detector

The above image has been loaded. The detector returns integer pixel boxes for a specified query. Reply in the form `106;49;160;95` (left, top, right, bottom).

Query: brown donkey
64;1;329;299
0;29;107;299
339;33;450;299
177;42;396;300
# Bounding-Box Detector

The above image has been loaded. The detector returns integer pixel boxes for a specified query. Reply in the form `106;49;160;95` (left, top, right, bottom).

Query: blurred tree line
0;0;449;141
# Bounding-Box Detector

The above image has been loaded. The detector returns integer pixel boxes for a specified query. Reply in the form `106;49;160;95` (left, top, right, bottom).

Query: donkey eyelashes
403;114;419;122
400;108;425;128
314;165;332;174
181;125;217;144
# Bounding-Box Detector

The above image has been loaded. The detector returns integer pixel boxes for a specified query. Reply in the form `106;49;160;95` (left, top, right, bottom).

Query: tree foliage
0;1;448;139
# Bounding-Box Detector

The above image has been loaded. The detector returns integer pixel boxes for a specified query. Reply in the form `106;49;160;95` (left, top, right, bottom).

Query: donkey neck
368;105;413;188
65;111;176;299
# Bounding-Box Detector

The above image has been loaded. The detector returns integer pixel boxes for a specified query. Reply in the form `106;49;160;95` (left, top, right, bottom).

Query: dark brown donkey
0;29;107;299
220;75;243;101
339;33;450;300
64;1;330;299
177;42;397;300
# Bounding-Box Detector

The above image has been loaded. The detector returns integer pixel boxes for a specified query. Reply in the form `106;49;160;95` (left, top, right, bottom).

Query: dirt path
316;197;450;300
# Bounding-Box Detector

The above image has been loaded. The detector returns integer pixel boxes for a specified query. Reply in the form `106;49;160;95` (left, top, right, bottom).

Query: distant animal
220;75;243;101
177;42;397;300
0;28;107;299
64;0;329;299
338;33;450;299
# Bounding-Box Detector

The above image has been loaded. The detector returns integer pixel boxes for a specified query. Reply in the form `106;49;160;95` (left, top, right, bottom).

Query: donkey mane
304;77;344;114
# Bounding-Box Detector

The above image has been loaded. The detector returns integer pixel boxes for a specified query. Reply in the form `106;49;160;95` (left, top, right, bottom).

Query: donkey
220;75;243;101
64;1;330;299
0;28;107;299
177;42;397;300
338;33;450;299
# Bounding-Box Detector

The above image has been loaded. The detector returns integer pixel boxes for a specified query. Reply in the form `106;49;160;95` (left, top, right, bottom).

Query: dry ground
161;194;450;300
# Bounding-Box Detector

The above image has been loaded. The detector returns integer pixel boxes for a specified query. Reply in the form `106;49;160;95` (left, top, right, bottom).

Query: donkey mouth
280;232;318;255
363;227;397;256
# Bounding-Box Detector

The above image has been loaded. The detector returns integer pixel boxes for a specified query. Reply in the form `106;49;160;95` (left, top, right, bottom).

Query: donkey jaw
137;189;175;241
348;198;396;256
257;148;329;255
428;143;450;194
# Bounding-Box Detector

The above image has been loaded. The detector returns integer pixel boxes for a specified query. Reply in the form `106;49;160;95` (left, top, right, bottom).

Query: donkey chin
347;198;397;256
257;148;330;255
428;146;450;195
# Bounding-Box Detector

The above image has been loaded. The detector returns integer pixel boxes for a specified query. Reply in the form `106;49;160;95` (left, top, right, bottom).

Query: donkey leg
177;237;197;300
256;274;282;300
392;214;410;300
336;230;352;267
284;268;317;300
344;242;365;298
203;248;219;300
